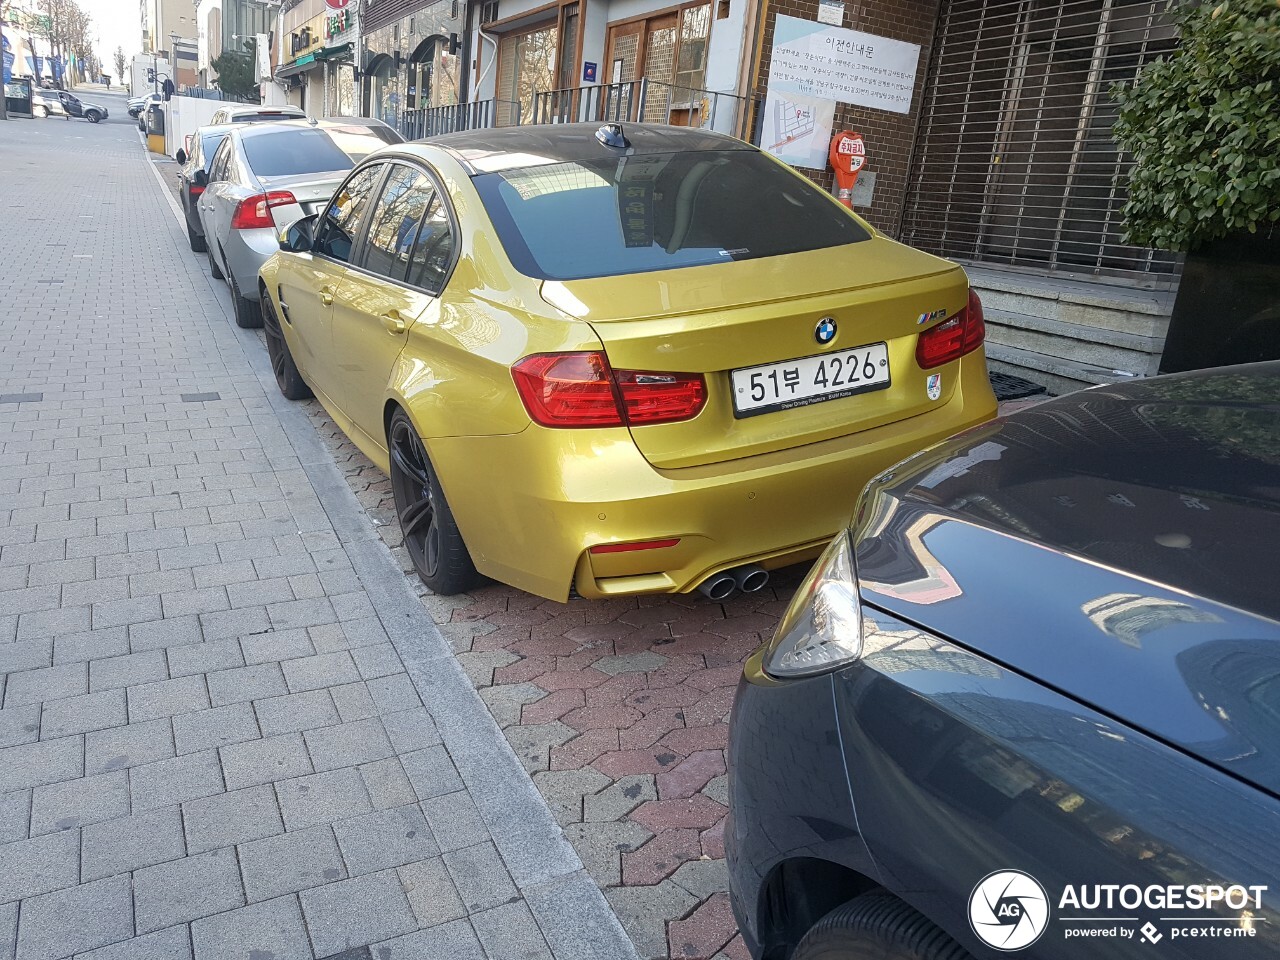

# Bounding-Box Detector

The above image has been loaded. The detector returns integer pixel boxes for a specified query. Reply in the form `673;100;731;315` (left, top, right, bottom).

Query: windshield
241;129;358;177
472;149;871;281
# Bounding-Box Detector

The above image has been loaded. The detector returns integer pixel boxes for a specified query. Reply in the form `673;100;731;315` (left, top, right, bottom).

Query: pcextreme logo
969;870;1050;951
969;871;1268;949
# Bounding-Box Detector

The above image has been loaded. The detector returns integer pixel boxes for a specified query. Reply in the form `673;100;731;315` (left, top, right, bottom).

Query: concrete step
965;264;1175;337
984;307;1164;377
984;342;1145;397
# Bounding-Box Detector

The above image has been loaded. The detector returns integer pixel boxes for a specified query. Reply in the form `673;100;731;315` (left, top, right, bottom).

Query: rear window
241;129;357;177
323;125;402;162
201;133;229;172
472;149;871;281
231;111;303;122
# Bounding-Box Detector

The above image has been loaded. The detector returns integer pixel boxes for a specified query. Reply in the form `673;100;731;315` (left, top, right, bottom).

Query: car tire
86;111;101;123
35;105;48;118
261;289;312;401
229;274;262;329
387;408;480;596
207;247;224;280
187;218;206;253
791;894;974;960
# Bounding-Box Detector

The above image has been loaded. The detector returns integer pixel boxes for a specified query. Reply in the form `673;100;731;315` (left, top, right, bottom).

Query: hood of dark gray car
853;362;1280;796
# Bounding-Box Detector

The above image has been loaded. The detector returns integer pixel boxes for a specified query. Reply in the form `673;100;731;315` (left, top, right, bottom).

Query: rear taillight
916;288;986;369
512;351;707;428
190;185;204;197
230;191;297;230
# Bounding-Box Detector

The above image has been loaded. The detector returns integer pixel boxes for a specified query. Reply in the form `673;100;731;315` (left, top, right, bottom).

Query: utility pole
0;0;9;121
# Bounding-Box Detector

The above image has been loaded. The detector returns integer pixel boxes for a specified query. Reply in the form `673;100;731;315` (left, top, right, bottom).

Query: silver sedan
198;117;403;327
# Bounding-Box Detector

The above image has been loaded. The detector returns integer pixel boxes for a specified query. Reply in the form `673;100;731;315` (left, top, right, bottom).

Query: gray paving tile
331;804;438;876
253;690;339;737
166;638;245;678
3;661;86;707
401;745;464;801
398;857;465;927
219;732;313;791
0;704;41;750
206;662;287;707
0;736;83;793
0;902;14;960
52;627;130;666
0;829;80;904
130;749;225;811
82;806;186;881
0;639;54;675
128;616;201;651
197;606;270;642
373;919;485;960
443;842;519;914
134;847;244;934
0;791;30;845
303;718;393;773
418;790;491;854
471;899;554;960
40;688;127;738
299;870;418;957
86;719;174;775
190;895;311;960
29;771;128;836
73;926;192;960
16;874;133;960
276;768;373;830
358;758;416;811
184;783;284;855
238;825;347;902
127;675;209;722
88;650;170;693
172;702;260;755
281;652;359;693
240;628;314;666
379;708;441;754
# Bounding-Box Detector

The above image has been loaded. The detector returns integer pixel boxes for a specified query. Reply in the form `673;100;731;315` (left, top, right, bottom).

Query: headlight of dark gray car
764;531;862;678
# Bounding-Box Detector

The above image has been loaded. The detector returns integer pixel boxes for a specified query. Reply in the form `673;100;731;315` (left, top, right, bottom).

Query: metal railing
529;79;752;139
400;98;522;140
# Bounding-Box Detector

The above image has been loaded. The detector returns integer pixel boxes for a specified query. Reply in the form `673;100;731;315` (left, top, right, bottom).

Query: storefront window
498;24;558;124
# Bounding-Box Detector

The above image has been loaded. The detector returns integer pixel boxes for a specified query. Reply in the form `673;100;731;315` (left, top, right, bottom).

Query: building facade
197;0;274;85
274;0;359;115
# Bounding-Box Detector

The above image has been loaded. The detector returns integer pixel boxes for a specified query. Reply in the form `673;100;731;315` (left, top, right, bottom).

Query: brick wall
753;0;940;236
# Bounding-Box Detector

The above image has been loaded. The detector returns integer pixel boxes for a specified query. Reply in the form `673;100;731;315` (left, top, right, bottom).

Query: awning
317;42;353;61
276;54;318;78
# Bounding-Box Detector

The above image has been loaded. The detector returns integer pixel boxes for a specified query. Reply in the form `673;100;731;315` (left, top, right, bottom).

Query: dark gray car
728;363;1280;959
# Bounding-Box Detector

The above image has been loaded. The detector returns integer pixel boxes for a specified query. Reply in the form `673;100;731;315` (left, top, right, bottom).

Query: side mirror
280;213;318;252
175;148;187;166
194;169;208;188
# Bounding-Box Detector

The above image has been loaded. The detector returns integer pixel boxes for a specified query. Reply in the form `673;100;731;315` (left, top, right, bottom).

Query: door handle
380;311;406;335
319;287;334;306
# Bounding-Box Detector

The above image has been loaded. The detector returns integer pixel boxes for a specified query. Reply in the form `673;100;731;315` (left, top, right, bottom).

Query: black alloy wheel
791;894;974;960
387;409;479;596
261;289;311;401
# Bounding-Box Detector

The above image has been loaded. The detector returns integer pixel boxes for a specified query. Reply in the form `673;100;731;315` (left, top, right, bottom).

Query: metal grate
899;0;1180;285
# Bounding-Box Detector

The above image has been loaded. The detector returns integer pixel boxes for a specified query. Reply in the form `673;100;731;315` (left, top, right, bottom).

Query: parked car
207;104;306;125
727;363;1280;960
127;92;162;118
33;89;107;122
199;117;403;327
257;123;998;601
175;124;235;253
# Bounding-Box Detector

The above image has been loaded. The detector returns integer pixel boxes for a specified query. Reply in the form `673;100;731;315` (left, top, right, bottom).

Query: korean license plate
730;342;891;417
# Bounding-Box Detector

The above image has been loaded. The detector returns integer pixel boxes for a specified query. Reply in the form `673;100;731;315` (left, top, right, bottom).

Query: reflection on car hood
852;362;1280;796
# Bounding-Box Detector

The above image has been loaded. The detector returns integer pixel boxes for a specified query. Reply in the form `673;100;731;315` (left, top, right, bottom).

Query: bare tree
114;46;125;87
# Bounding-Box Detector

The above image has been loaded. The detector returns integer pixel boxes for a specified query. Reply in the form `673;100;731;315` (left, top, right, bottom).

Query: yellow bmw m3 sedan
257;123;996;602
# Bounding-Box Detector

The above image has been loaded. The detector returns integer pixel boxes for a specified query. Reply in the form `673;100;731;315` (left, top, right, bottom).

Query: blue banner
2;50;12;83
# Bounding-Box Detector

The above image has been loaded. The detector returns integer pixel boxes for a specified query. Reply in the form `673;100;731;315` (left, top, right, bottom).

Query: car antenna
595;123;630;149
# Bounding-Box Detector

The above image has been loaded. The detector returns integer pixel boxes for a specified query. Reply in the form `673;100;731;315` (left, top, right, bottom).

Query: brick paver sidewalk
0;110;634;960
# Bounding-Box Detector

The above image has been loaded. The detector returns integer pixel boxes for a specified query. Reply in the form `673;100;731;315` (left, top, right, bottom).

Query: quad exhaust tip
697;564;769;600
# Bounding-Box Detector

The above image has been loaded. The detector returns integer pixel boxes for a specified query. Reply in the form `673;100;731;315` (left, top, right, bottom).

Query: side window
360;165;436;283
405;193;456;294
315;164;384;264
208;141;231;182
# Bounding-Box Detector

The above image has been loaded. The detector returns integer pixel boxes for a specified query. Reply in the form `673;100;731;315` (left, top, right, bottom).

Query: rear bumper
424;354;995;601
223;228;277;298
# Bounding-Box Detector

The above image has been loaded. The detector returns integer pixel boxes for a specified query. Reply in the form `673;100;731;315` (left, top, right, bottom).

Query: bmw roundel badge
815;318;837;344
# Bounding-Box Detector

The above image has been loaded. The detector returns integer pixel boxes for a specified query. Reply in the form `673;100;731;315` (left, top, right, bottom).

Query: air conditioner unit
480;2;499;25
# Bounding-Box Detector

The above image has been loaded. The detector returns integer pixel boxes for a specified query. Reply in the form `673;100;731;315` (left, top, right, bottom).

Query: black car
175;124;235;253
32;89;108;122
728;363;1280;960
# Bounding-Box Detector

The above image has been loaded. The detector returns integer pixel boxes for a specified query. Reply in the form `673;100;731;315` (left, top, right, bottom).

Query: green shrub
1112;0;1280;251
